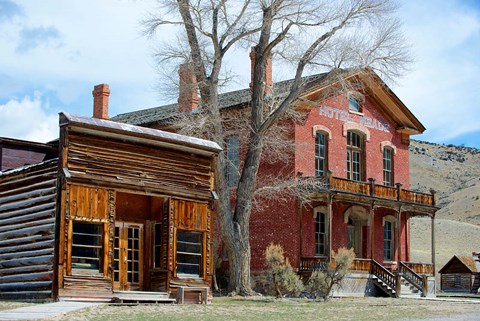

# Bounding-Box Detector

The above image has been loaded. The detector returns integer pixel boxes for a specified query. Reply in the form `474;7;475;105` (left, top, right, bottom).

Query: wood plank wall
66;133;214;200
0;160;58;300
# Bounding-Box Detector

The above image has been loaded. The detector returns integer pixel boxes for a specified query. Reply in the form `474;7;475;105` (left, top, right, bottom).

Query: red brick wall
294;93;410;188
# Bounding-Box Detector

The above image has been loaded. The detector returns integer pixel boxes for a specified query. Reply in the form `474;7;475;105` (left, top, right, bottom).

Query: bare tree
144;0;410;295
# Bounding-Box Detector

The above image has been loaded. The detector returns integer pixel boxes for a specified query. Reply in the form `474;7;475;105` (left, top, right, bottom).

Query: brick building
113;52;439;297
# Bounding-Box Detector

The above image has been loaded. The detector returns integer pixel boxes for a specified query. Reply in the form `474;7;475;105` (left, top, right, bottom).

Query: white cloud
0;93;58;143
394;0;480;144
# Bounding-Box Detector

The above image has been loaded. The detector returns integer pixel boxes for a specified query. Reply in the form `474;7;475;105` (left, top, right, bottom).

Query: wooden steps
112;291;175;304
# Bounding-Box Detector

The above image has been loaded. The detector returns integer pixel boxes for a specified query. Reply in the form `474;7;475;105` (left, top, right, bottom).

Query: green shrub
265;243;304;298
306;247;355;300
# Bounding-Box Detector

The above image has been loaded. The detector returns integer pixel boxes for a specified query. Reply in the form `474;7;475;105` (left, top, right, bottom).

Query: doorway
114;221;144;291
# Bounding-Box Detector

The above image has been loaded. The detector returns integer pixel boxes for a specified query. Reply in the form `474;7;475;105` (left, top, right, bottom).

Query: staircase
370;260;426;298
371;259;397;298
399;278;422;298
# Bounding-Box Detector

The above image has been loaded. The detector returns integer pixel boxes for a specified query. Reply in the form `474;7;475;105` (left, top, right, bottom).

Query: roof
0;137;58;151
111;74;328;126
439;255;478;274
111;69;426;135
60;112;222;156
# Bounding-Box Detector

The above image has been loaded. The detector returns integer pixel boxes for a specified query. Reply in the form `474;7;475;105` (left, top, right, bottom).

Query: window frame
315;131;328;177
346;131;364;181
176;230;203;278
71;221;104;275
315;212;327;256
153;223;162;269
383;220;394;261
383;147;394;186
349;96;362;112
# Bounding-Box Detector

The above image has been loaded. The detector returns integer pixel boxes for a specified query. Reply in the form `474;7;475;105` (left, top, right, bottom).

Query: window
383;221;394;261
72;222;103;273
315;132;327;177
346;131;364;181
153;223;162;268
349;96;361;112
176;231;202;277
226;136;240;187
383;147;394;186
315;212;326;256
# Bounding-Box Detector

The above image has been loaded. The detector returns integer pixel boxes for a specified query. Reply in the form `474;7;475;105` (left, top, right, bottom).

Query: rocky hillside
410;140;480;226
408;140;480;269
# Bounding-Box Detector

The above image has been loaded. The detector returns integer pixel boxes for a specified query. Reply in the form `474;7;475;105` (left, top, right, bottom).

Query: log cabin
0;89;221;302
439;255;480;293
113;49;440;298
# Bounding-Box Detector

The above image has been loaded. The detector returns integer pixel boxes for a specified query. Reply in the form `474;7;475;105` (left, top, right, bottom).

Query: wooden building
0;107;221;301
439;255;479;293
113;50;440;298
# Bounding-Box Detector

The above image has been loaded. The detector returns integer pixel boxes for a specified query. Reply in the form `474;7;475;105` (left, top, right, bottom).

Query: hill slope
408;140;480;271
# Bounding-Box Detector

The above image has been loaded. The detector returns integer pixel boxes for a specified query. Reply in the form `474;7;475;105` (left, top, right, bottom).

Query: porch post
327;194;333;264
396;207;402;263
431;214;436;276
369;202;375;259
405;213;410;261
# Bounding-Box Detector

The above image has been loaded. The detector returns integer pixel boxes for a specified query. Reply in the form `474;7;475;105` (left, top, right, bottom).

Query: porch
299;257;434;297
297;174;439;297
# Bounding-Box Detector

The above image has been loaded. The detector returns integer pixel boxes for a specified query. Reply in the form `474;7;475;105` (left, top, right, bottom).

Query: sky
0;0;479;148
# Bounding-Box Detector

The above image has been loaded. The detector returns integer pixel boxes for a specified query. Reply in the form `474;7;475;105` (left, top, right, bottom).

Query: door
114;222;144;291
347;219;362;258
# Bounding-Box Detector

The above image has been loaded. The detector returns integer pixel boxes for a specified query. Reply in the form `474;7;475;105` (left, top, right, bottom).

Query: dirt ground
42;296;480;321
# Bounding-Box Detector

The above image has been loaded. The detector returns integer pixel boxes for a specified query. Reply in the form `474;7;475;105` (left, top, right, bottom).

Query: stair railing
371;259;397;296
399;261;425;296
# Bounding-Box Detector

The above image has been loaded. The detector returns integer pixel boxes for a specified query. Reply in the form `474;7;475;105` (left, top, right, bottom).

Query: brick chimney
178;63;198;113
250;47;273;95
92;84;110;119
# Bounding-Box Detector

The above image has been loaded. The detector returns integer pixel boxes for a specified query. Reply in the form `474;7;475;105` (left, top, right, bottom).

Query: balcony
300;174;436;207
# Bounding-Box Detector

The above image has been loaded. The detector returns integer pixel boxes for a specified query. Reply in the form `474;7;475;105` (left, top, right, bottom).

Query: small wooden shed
0;112;221;301
439;255;478;293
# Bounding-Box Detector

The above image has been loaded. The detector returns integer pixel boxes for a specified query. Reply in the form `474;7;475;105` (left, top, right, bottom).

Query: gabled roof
439;255;478;274
60;112;222;156
111;69;425;135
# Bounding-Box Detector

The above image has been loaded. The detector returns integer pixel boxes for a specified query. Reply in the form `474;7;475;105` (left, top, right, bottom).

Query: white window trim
343;122;370;142
380;141;397;155
312;125;332;139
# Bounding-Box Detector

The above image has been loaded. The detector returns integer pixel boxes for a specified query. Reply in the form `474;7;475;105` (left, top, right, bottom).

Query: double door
114;222;144;291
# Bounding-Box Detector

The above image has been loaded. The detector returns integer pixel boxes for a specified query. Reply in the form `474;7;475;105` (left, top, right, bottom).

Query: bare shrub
306;247;355;300
265;243;304;298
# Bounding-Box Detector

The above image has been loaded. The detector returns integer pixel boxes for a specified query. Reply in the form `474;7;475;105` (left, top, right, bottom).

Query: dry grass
43;297;480;321
0;301;36;311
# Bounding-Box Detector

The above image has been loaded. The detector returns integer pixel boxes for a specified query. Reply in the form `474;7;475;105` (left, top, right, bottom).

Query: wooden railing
351;258;372;272
299;257;329;272
398;262;423;294
402;262;434;275
371;259;397;293
304;175;436;207
300;257;371;273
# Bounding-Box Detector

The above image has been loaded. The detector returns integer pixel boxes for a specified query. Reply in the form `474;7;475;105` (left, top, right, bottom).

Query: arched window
315;131;328;177
383;147;394;186
226;136;239;187
346;131;364;181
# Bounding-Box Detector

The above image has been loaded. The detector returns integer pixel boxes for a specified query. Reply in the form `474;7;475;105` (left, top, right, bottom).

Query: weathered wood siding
441;273;473;292
0;160;58;300
66;133;214;201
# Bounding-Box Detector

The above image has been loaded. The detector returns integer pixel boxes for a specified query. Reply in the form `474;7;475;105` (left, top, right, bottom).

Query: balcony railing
301;174;436;207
